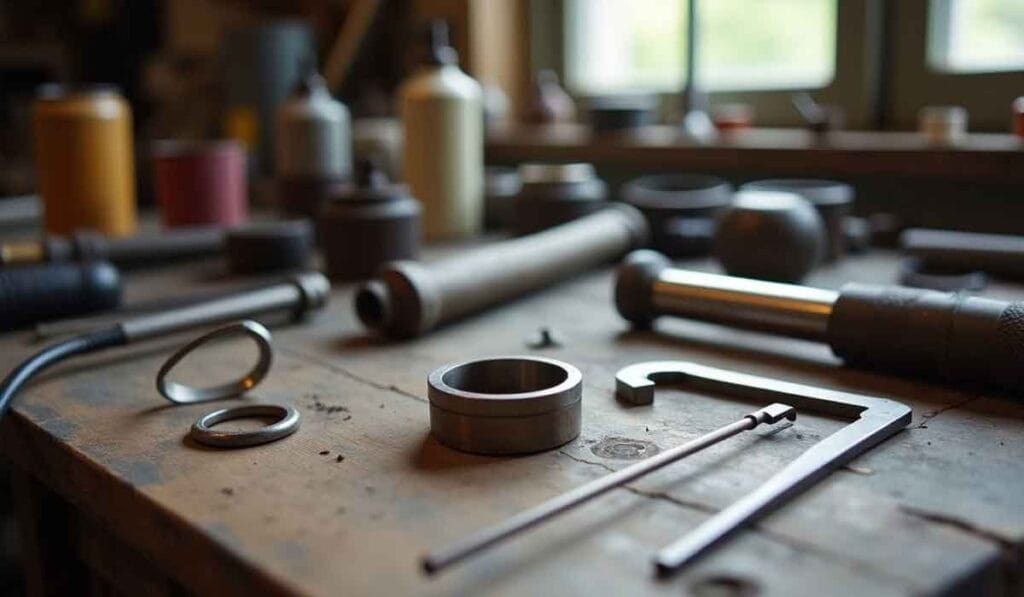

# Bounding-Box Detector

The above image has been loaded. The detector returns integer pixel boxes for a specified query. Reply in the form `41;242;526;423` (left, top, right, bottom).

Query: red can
1013;97;1024;138
154;140;247;228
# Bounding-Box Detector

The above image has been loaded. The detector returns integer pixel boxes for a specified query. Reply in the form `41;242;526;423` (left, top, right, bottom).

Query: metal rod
614;360;911;577
652;268;838;340
617;249;1024;393
422;403;796;575
120;272;329;342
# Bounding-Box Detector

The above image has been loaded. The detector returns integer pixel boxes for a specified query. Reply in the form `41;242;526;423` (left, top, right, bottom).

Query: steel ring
190;404;300;448
157;320;273;404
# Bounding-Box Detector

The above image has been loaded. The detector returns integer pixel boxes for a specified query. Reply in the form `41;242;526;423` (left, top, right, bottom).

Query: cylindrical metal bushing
513;163;608;235
622;173;733;257
428;356;582;454
356;204;648;337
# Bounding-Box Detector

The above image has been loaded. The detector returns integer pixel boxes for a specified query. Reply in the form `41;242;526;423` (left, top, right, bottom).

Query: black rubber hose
0;326;125;419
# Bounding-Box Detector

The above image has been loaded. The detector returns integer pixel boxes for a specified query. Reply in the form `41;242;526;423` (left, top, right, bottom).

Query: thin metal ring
190;404;300;448
156;320;273;404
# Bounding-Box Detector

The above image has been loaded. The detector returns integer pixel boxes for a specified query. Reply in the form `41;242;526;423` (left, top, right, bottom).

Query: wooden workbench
1;250;1022;597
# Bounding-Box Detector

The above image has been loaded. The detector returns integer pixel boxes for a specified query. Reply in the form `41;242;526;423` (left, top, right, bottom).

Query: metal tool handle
358;205;648;337
120;272;330;342
828;284;1024;391
44;226;225;267
0;261;122;330
901;228;1024;279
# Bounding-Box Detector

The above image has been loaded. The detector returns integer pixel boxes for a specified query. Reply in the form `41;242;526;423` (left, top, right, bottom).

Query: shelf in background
486;125;1024;182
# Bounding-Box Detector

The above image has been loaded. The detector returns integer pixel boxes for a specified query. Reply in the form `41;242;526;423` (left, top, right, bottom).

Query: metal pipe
357;205;648;337
422;403;795;575
652;268;837;340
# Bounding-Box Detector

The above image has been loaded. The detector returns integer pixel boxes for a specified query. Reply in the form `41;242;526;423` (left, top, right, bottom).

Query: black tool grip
827;284;1024;392
0;261;122;330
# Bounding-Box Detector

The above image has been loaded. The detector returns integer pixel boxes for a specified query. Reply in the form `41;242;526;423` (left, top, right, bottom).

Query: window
928;0;1024;74
565;0;837;94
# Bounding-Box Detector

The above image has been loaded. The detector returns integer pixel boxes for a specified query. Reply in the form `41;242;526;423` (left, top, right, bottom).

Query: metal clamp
615;361;911;575
190;404;300;448
156;320;272;404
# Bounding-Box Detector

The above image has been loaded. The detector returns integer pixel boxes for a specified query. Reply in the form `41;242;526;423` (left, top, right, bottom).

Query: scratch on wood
914;396;978;429
276;346;427;404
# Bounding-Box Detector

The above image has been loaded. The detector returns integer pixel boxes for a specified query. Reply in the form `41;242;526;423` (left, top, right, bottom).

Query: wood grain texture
1;251;1023;596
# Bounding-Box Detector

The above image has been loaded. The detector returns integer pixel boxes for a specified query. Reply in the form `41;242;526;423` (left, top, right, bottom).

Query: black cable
0;327;126;420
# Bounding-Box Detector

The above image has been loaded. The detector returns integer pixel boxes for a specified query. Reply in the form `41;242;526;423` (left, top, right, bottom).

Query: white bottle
399;21;483;241
276;71;352;181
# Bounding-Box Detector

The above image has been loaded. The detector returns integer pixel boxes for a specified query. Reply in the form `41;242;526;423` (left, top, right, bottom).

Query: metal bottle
399;20;483;241
275;70;352;181
32;85;137;237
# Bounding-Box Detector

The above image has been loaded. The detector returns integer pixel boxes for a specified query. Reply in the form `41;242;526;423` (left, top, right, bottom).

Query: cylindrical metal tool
616;250;1024;392
900;228;1024;281
622;173;732;258
32;85;137;237
0;227;225;268
428;356;582;455
0;272;330;420
225;220;313;275
512;163;607;235
356;204;648;337
423;402;796;575
0;261;122;330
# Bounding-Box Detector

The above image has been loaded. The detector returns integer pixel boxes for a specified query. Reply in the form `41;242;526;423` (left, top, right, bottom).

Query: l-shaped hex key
615;361;912;576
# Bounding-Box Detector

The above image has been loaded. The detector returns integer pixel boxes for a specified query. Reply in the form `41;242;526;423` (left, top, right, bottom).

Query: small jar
919;105;968;145
317;163;421;281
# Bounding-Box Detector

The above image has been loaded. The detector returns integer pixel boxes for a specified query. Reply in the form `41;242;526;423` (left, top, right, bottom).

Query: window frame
887;0;1024;131
531;0;883;129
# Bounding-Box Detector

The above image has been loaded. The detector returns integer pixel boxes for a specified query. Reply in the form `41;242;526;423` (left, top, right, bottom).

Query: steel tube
121;272;329;341
357;205;648;337
652;268;837;340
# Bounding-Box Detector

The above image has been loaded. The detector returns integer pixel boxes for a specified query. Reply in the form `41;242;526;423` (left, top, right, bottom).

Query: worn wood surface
1;251;1023;597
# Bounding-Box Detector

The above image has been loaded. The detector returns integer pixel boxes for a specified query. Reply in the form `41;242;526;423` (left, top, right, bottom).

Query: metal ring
157;320;272;404
427;356;583;455
190;404;300;448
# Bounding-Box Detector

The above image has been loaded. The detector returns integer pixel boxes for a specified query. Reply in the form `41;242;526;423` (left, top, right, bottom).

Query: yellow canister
32;86;137;237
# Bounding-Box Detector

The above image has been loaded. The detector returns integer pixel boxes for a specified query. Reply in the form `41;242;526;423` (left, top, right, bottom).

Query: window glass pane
564;0;836;94
698;0;836;91
930;0;1024;73
565;0;686;94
